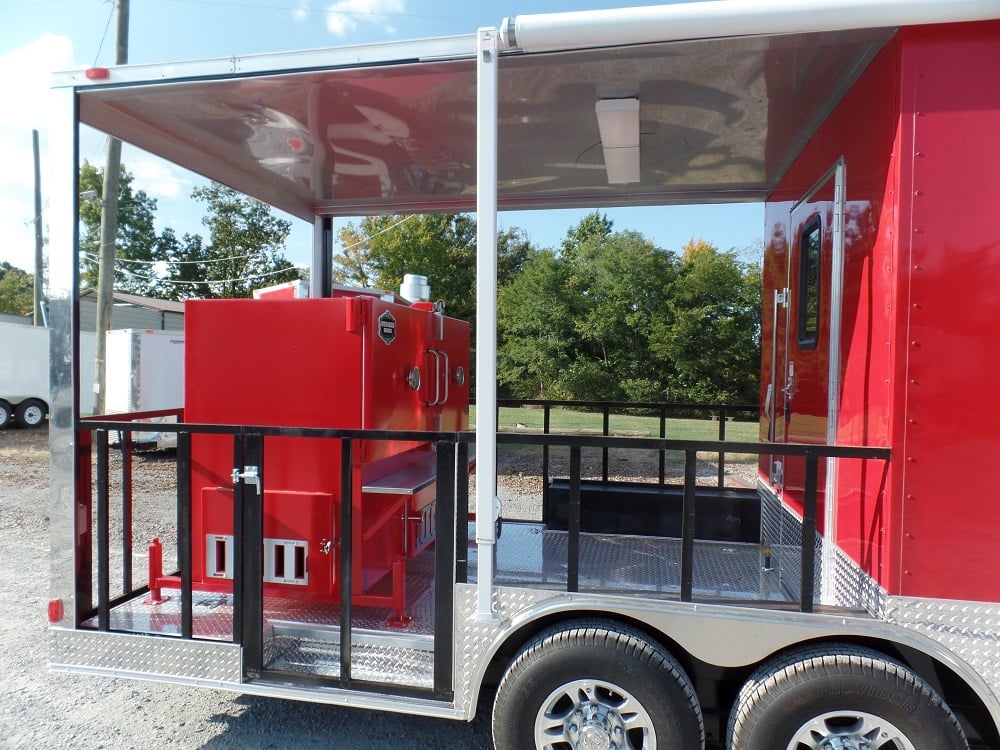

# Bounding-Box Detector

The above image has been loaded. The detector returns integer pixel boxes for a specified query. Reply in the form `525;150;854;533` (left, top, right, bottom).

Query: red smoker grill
183;289;469;622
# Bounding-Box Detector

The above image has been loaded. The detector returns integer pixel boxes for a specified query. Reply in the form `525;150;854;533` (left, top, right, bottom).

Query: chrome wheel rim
534;678;655;750
787;711;917;750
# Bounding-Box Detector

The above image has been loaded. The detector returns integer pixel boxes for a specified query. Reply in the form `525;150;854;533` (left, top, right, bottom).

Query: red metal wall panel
895;22;1000;601
763;21;1000;602
762;33;901;589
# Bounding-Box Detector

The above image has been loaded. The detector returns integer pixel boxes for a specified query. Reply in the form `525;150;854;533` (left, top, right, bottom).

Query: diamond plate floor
86;521;797;688
469;521;794;602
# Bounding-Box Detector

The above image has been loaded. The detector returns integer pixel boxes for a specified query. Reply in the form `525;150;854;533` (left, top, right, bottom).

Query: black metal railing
77;413;465;701
476;399;759;502
76;405;889;669
491;431;890;613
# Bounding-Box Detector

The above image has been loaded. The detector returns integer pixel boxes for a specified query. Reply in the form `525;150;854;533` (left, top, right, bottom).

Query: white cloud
0;34;76;273
293;0;309;22
0;35;199;277
126;148;191;201
325;0;405;37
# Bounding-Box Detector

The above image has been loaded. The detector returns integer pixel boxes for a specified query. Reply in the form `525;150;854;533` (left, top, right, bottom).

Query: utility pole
32;129;44;326
93;0;129;414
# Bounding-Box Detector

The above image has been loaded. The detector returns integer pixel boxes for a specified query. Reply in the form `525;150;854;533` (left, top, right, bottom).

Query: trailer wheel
492;620;703;750
0;400;11;429
727;644;968;750
14;399;47;428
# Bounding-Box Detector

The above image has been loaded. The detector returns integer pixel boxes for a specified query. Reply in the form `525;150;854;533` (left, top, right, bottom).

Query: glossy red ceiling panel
78;28;893;218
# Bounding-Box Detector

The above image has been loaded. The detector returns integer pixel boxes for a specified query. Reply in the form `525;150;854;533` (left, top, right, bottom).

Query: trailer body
760;22;1000;607
0;321;95;428
46;3;1000;749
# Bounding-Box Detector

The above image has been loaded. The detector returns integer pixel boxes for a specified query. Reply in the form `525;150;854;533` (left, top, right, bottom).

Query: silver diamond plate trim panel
453;584;557;714
760;483;889;616
759;485;821;604
266;633;435;689
829;542;888;616
51;628;242;683
886;597;1000;703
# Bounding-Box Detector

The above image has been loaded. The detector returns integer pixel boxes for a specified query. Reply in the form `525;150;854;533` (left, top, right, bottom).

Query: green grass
470;405;760;443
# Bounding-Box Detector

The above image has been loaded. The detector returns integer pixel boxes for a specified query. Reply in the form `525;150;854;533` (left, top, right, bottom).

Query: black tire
727;644;968;750
492;620;704;750
14;398;47;428
0;400;11;429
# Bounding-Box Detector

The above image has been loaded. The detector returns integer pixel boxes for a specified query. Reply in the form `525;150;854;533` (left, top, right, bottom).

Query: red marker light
48;599;64;623
85;67;110;80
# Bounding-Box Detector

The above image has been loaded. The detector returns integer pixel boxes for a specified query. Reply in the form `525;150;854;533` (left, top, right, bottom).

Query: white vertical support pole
475;26;500;621
821;157;846;603
311;216;329;298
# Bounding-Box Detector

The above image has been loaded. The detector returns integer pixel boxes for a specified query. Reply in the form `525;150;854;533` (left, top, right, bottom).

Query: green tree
497;249;574;398
333;213;477;326
167;183;299;299
649;238;761;404
497;226;539;288
562;226;678;401
498;213;678;401
0;263;34;316
79;161;164;296
152;228;213;300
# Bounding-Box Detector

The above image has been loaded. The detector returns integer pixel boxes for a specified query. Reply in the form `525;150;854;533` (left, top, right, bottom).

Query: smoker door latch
232;465;261;495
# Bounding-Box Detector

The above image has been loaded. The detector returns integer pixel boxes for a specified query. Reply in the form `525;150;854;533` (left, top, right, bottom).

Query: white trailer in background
104;328;185;446
0;321;94;428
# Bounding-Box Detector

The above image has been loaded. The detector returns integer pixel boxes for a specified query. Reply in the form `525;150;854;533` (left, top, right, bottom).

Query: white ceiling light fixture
596;97;640;184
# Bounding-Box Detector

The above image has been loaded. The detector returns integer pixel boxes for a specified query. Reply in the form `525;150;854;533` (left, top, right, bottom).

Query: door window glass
798;216;821;349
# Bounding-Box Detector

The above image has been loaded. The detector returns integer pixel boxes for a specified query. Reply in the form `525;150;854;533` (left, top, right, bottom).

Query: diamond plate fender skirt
451;584;1000;733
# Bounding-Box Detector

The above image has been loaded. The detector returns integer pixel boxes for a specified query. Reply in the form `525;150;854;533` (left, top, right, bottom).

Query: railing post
602;406;610;484
176;430;193;639
434;439;456;698
96;430;110;631
800;452;819;613
240;433;264;674
122;430;133;592
456;439;469;584
541;405;551;522
567;445;581;593
717;405;727;488
339;437;354;686
231;433;245;646
658;406;666;485
680;449;697;602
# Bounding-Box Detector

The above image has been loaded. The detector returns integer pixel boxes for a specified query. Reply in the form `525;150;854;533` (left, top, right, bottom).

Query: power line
340;214;414;251
92;1;117;67
83;251;300;286
83;250;256;266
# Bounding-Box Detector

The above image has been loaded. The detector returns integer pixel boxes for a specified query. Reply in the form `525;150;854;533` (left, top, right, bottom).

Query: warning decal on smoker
378;310;396;344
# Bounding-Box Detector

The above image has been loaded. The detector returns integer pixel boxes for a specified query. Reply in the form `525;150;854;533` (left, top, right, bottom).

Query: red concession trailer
48;3;1000;750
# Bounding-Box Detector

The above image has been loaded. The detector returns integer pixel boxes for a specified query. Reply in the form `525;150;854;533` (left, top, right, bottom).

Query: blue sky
0;0;763;276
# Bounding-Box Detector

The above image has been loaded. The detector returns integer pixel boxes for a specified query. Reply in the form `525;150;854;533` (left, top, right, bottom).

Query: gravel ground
0;425;754;749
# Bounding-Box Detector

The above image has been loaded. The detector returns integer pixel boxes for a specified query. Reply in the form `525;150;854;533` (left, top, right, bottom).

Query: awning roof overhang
59;1;997;220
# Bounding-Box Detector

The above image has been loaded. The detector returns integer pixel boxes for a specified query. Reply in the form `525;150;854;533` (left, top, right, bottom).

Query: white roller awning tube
500;0;1000;53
